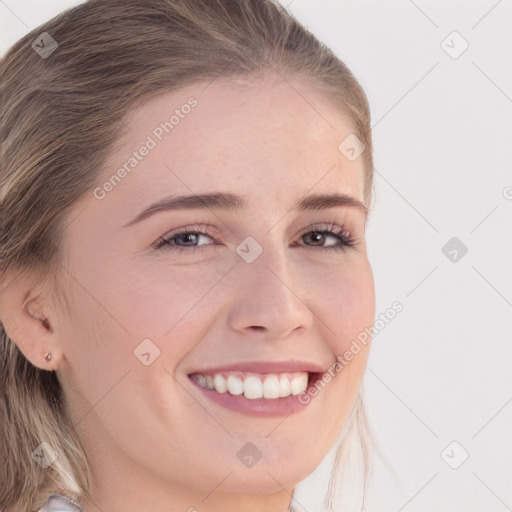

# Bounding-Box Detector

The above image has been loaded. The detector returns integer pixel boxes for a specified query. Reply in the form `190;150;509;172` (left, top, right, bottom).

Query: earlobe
44;351;55;370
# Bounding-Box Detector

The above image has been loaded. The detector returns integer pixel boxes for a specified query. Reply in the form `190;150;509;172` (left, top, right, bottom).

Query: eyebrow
122;191;368;228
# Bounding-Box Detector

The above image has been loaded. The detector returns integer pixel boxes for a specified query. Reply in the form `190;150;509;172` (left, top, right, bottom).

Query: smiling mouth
188;370;323;400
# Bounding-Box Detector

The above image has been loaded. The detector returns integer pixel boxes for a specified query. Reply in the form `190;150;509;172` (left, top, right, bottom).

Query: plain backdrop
1;1;511;511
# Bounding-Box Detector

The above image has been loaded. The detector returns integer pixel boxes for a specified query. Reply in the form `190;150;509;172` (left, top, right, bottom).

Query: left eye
152;223;356;253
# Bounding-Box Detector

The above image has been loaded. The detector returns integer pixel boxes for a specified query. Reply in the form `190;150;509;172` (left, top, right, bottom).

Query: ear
0;270;63;371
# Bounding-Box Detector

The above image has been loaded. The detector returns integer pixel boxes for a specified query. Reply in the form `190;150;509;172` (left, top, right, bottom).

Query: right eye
152;225;218;253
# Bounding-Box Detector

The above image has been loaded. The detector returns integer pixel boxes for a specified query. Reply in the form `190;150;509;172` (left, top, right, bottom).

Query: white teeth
213;374;227;393
279;374;291;396
262;375;280;399
243;376;263;399
193;371;310;399
290;373;308;395
226;375;244;396
196;374;207;388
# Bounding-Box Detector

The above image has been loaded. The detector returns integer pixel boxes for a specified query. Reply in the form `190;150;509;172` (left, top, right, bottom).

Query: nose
226;244;315;339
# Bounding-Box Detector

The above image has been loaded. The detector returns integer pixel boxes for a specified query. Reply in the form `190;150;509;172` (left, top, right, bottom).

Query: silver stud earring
45;353;52;362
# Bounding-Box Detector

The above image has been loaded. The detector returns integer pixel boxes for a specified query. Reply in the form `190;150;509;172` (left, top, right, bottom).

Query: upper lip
188;360;326;375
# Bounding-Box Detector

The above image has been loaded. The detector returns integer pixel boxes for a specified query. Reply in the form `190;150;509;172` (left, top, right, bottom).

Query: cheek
59;304;130;418
78;254;229;340
316;258;375;352
121;265;229;337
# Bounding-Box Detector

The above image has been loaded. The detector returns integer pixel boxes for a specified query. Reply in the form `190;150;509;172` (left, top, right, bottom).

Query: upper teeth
192;372;309;399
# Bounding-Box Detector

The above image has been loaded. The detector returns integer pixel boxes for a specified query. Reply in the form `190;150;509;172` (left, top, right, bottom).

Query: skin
2;74;375;512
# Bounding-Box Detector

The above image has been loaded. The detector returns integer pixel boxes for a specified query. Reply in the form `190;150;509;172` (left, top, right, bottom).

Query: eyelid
296;221;351;238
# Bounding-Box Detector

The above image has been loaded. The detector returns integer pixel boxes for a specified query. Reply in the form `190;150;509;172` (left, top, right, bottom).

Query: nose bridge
239;225;291;293
227;231;314;336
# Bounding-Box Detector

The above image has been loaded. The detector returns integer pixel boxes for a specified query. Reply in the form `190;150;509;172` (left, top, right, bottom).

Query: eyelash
152;222;357;254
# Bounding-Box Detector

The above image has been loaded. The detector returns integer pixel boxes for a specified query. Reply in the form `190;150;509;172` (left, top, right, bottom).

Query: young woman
0;1;376;510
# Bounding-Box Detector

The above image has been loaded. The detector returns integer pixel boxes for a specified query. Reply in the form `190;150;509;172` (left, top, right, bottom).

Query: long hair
0;1;375;510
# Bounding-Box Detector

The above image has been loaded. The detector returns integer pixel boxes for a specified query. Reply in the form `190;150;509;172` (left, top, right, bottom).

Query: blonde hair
0;1;375;510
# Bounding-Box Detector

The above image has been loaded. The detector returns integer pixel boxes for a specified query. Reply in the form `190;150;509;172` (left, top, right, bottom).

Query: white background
1;1;511;511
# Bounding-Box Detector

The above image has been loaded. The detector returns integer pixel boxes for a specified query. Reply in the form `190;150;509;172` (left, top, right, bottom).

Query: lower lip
188;374;321;417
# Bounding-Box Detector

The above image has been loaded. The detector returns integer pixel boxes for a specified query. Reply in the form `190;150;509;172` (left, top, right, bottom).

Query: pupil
309;232;323;245
180;233;196;245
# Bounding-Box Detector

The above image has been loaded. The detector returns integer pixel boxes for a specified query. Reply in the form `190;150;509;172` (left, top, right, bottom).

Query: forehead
96;76;365;214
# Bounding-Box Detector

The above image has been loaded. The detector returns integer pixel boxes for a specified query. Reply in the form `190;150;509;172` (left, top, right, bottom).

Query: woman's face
57;76;375;508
